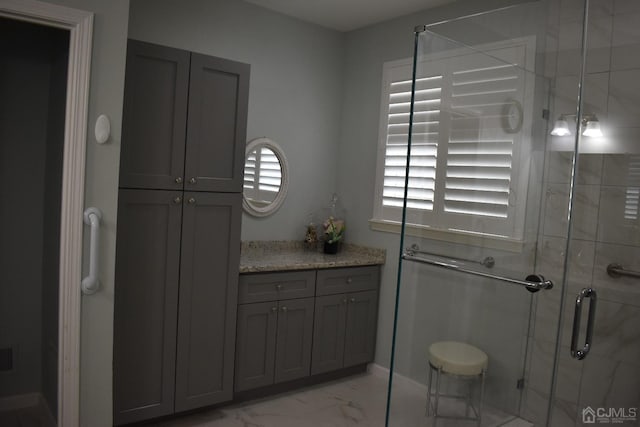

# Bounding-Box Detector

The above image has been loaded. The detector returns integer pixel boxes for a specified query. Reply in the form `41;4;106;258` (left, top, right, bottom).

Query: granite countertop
240;241;386;273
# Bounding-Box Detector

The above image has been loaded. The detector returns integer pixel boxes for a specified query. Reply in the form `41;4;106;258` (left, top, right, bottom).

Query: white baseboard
367;363;428;395
0;392;40;411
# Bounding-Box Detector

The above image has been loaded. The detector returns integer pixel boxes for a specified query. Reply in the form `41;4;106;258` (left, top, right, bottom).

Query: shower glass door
383;3;582;426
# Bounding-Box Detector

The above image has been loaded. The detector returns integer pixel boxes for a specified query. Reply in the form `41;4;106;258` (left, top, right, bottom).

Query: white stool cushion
428;341;488;376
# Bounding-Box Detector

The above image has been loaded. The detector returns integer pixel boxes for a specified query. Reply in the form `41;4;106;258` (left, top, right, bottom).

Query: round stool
426;341;488;426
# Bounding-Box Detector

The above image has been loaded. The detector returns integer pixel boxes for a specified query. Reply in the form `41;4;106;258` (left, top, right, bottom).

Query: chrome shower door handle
570;288;597;360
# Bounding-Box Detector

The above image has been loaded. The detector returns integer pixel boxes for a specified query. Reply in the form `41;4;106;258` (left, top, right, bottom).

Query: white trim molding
0;2;94;427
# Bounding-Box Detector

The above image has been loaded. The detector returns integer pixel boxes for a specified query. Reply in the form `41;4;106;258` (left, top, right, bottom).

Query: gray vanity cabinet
235;297;315;392
119;40;249;192
309;293;347;374
175;192;242;411
235;271;316;392
113;190;183;425
274;297;315;383
236;265;380;391
234;302;278;391
114;41;247;425
185;54;249;193
311;267;380;375
119;40;189;191
114;191;242;424
343;290;379;367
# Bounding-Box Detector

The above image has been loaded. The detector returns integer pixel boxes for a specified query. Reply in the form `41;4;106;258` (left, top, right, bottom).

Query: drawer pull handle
271;306;277;312
189;177;197;184
350;297;356;303
173;196;182;204
281;306;288;312
346;277;353;284
175;176;183;184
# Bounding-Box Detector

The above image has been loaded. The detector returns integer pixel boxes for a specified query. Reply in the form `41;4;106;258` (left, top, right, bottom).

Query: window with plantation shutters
373;39;535;240
243;147;282;206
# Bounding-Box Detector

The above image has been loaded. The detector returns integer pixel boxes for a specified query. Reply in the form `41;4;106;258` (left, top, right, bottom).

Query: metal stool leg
478;369;486;427
465;379;471;417
433;366;441;418
426;363;433;416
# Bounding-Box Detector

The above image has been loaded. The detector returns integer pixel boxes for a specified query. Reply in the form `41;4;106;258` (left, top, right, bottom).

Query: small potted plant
323;216;345;254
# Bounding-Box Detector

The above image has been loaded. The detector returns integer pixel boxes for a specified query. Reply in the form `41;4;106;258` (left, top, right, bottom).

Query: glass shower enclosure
384;1;640;426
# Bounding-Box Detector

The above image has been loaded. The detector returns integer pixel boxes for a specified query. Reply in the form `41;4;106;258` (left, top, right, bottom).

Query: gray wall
128;0;345;242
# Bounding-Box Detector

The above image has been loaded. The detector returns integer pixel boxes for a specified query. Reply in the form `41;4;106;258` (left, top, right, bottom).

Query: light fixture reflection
549;113;603;138
582;119;603;138
551;118;571;136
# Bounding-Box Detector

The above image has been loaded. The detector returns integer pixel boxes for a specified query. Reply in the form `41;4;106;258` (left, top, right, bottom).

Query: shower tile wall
524;0;640;425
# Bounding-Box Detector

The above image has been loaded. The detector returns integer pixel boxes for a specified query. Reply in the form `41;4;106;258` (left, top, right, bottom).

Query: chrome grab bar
81;207;102;295
401;253;553;292
406;244;495;268
570;288;597;360
606;263;640;279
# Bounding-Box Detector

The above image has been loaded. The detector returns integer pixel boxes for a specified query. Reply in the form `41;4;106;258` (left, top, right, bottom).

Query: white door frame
0;1;93;426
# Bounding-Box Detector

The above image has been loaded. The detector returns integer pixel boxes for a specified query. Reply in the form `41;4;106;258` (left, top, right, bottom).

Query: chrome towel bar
406;244;495;268
606;263;640;279
402;253;553;292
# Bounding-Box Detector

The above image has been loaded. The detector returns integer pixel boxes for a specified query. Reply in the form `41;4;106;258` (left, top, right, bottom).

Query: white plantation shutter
383;75;442;210
624;155;640;220
257;148;281;192
243;147;282;204
445;59;523;219
375;39;533;239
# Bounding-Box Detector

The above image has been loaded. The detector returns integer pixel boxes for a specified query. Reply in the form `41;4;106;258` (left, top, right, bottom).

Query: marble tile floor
155;372;534;427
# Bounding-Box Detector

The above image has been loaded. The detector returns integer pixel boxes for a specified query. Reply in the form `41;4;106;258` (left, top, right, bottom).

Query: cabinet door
113;190;183;425
235;302;278;392
175;193;242;411
311;294;347;375
343;290;378;368
184;54;249;193
119;40;189;190
275;297;315;383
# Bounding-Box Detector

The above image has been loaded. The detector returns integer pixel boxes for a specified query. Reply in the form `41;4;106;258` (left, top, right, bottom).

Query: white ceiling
244;0;457;32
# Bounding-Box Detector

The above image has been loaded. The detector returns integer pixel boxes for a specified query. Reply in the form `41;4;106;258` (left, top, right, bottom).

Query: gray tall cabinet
113;40;249;426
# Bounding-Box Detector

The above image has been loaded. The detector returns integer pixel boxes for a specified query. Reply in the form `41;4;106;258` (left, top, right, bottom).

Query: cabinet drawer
239;271;316;303
316;266;380;296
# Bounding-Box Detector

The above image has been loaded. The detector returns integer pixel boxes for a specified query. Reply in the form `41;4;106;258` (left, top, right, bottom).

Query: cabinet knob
346;277;353;284
281;306;287;312
189;177;197;184
276;284;283;290
173;196;182;204
342;298;347;304
188;197;196;204
350;297;356;303
271;306;277;313
175;177;183;184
